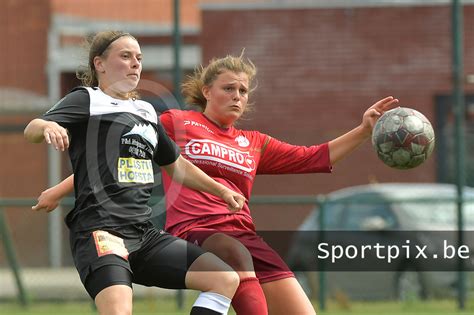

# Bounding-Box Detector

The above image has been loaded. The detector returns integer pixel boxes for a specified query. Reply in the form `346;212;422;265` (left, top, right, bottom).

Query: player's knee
193;270;240;298
103;306;132;315
97;301;132;315
186;252;239;297
213;270;240;297
224;244;253;271
229;270;240;293
205;234;254;271
94;286;133;315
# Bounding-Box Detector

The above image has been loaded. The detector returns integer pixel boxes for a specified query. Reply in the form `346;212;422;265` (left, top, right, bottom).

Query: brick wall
0;0;50;94
1;0;53;266
200;5;474;228
51;0;200;27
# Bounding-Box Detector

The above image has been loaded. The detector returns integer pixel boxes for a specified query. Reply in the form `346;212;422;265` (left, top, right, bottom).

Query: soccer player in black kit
24;31;245;315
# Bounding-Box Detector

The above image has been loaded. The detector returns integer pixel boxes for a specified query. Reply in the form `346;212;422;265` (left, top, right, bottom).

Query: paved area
0;268;177;300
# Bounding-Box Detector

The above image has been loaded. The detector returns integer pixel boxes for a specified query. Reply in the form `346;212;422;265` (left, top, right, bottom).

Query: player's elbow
24;119;45;143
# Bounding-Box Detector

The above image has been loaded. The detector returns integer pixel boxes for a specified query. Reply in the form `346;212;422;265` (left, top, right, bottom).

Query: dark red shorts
175;214;294;284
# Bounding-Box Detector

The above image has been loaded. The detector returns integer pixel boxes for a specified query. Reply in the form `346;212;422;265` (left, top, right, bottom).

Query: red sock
231;277;268;315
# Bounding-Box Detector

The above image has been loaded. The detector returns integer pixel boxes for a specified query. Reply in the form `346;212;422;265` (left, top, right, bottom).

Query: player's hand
222;189;246;212
361;96;399;135
43;121;69;151
32;187;61;212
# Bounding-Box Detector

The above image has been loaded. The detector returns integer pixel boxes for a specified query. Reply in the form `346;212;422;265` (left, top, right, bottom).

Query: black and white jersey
42;87;180;233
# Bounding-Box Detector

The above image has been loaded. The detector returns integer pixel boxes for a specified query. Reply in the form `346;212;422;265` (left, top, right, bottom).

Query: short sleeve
42;88;90;128
154;121;181;166
258;137;332;174
159;110;178;140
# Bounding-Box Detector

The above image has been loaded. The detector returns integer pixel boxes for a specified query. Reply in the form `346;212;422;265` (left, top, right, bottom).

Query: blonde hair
182;52;257;112
76;30;139;99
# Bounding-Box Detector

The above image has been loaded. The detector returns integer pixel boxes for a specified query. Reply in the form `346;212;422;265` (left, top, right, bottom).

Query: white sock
192;292;232;315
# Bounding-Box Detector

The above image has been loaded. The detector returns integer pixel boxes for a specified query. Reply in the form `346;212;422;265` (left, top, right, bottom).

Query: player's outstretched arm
32;175;74;212
161;156;245;212
328;96;399;165
24;118;69;151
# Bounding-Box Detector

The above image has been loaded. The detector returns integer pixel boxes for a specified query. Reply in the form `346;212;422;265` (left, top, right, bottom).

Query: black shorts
70;222;206;299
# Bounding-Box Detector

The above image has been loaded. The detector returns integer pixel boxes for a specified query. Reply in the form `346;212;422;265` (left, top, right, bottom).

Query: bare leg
201;233;256;279
261;277;316;315
94;285;133;315
185;252;239;298
202;233;268;315
186;252;240;314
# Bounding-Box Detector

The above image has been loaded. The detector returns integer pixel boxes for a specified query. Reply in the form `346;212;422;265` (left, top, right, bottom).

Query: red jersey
160;109;332;235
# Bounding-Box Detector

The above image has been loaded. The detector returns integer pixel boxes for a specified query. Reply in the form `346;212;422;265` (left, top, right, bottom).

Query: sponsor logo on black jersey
123;123;157;148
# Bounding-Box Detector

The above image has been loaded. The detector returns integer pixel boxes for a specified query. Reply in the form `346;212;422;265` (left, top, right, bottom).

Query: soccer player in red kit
34;53;399;314
158;55;398;314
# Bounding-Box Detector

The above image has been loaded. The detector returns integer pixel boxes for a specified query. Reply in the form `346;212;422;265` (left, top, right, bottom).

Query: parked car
286;183;474;300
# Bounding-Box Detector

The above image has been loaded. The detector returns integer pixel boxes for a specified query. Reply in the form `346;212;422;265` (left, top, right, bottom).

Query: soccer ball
371;107;435;169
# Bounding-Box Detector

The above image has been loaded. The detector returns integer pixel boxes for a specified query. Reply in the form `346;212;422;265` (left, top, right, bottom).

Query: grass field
2;296;474;315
